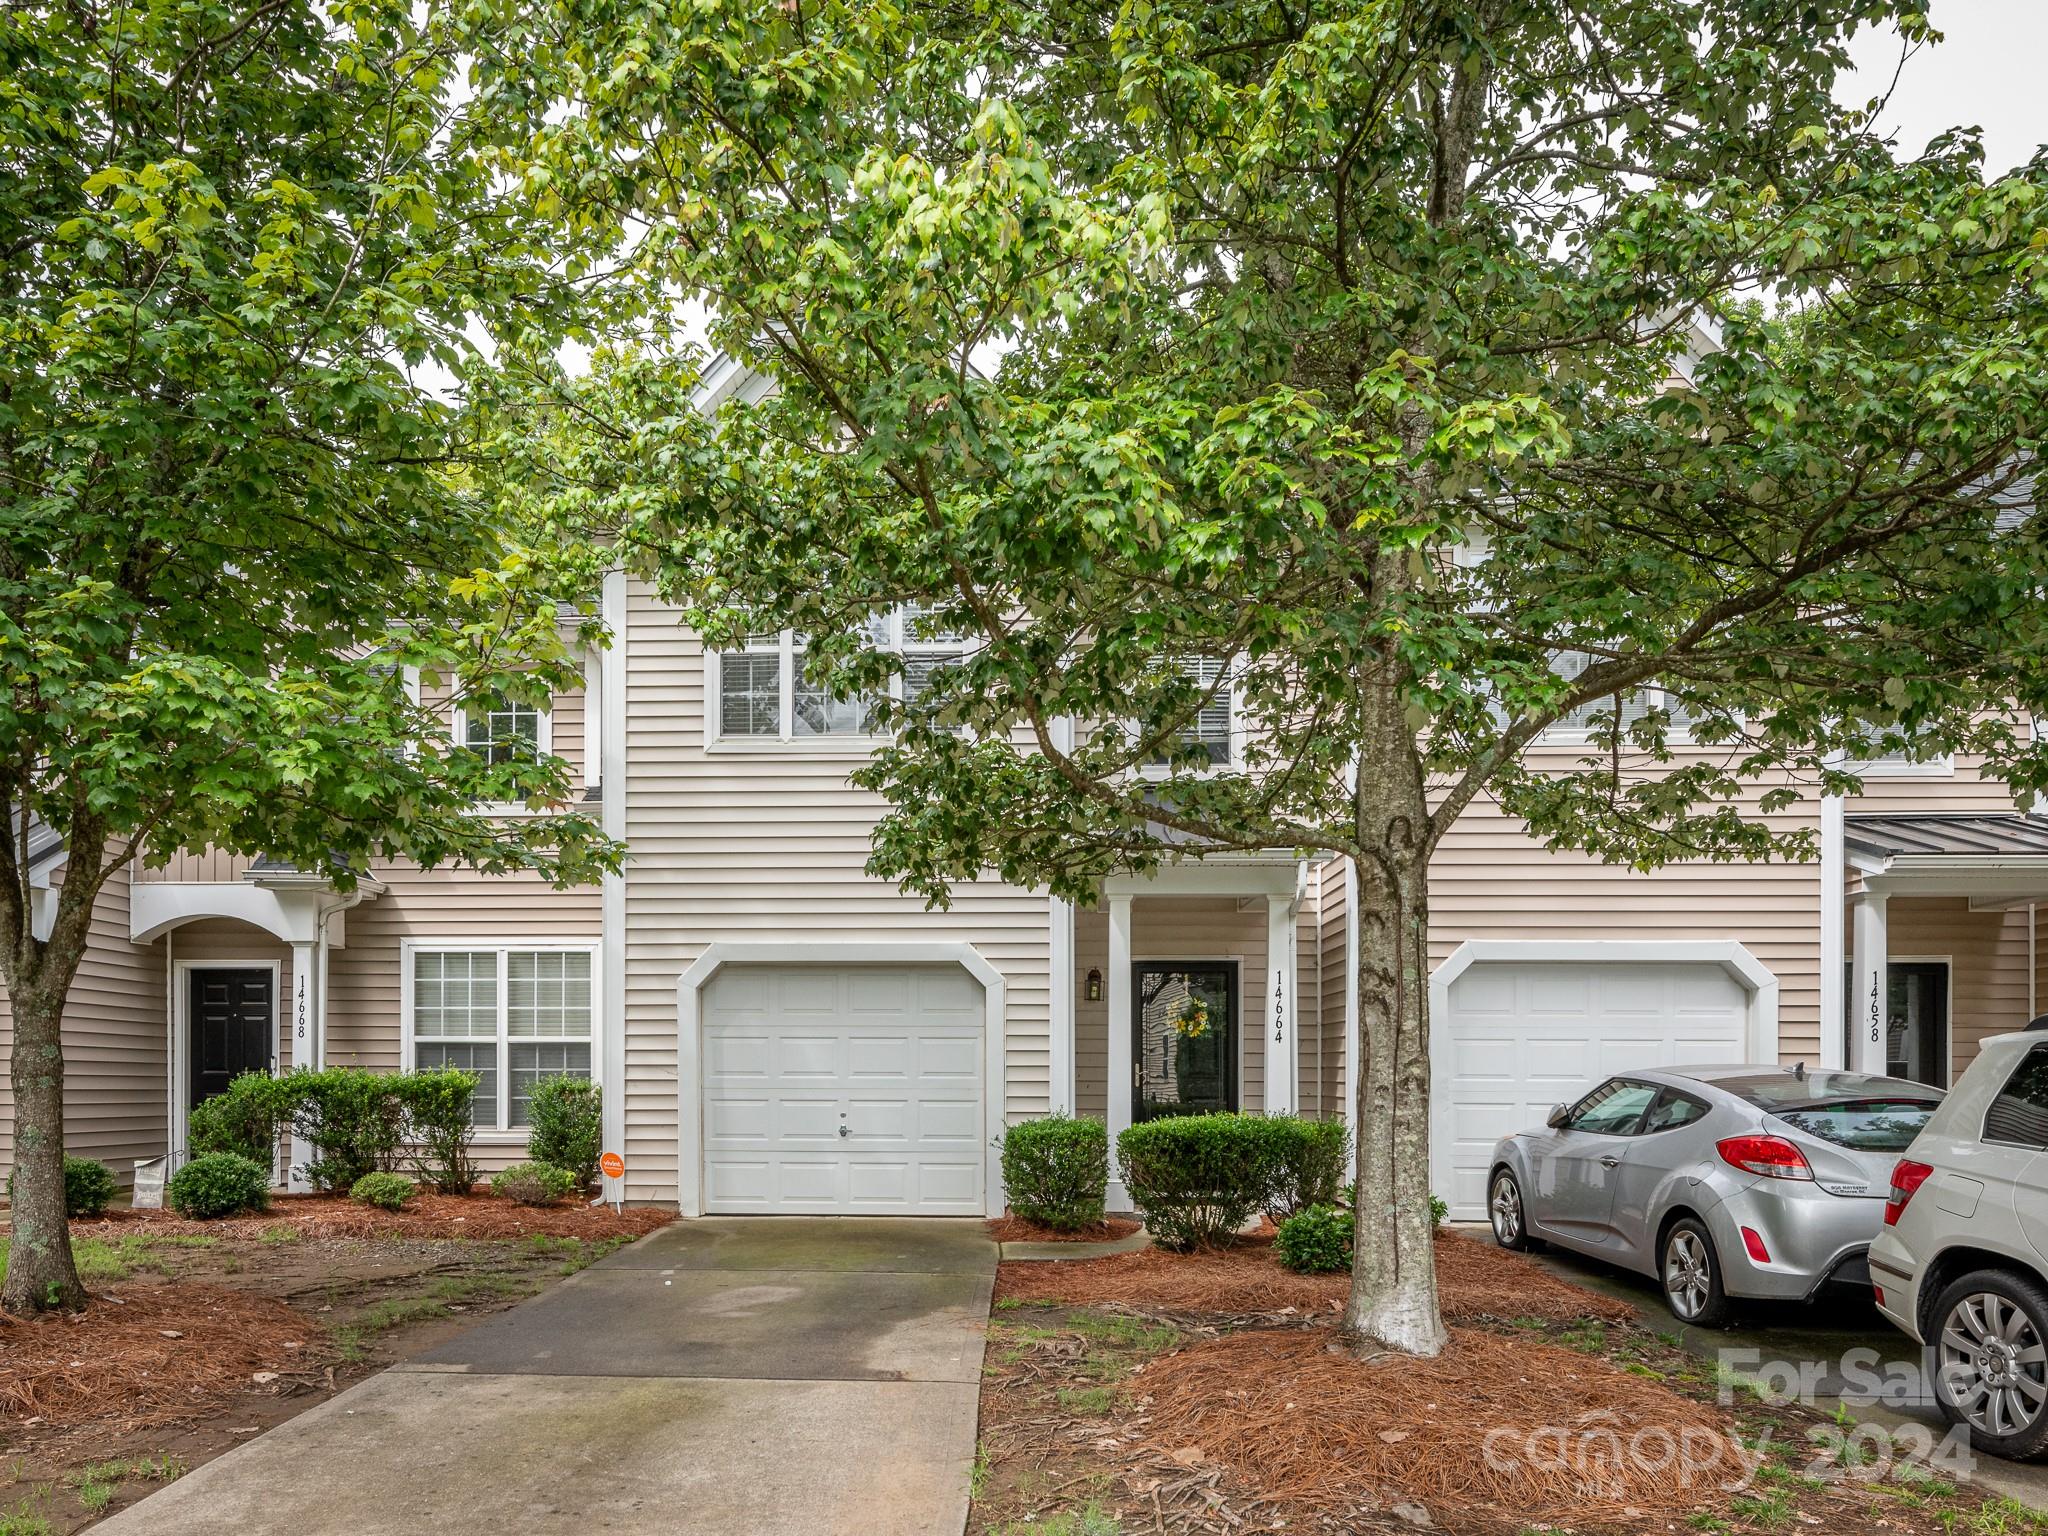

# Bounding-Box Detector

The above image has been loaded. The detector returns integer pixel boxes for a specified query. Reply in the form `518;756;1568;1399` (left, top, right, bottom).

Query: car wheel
1661;1217;1732;1328
1489;1168;1540;1252
1930;1270;2048;1460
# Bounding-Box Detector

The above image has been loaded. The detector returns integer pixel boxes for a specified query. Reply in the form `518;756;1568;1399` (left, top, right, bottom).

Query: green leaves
0;0;619;905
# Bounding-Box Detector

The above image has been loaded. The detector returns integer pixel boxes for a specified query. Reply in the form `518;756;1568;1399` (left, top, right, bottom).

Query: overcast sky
1842;3;2047;174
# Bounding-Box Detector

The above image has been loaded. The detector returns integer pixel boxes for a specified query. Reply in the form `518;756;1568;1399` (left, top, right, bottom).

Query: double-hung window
1536;651;1693;745
1146;657;1235;767
712;609;969;745
409;943;596;1132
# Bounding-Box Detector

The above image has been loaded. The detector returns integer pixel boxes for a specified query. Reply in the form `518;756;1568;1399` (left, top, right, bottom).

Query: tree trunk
3;973;86;1313
1339;713;1448;1357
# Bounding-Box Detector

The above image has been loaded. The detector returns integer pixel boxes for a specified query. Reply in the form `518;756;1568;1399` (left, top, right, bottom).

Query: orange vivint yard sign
599;1152;625;1180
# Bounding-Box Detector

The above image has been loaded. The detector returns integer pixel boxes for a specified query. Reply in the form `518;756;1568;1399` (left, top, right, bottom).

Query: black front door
1133;962;1238;1121
189;968;273;1109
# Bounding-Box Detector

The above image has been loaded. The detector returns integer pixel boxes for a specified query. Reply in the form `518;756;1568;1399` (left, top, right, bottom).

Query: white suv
1871;1028;2048;1459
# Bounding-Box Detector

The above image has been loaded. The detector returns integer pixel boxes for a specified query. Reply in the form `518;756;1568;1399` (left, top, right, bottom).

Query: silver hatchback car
1487;1065;1942;1325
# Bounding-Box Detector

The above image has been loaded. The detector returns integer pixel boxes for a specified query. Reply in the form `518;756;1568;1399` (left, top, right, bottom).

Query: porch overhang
130;865;383;946
1846;814;2048;909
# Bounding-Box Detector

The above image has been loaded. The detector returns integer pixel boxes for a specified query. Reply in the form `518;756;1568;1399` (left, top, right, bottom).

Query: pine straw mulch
986;1214;1144;1244
1126;1325;1745;1532
0;1282;336;1432
994;1228;1637;1326
81;1190;674;1243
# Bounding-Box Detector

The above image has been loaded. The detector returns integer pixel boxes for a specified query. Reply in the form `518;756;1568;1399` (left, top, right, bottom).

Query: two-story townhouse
6;360;2046;1222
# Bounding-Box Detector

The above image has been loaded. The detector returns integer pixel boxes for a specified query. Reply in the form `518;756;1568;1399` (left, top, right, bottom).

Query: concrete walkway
102;1218;997;1535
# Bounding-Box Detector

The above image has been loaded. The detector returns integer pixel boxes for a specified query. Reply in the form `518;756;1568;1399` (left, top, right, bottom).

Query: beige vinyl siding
621;583;1053;1205
1317;856;1351;1119
139;848;256;884
1847;755;2024;816
1075;906;1108;1117
1883;897;2034;1081
1297;883;1326;1115
1428;773;1825;1061
0;863;168;1189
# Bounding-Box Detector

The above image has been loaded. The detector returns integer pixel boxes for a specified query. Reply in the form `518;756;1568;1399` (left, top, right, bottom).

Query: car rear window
1771;1099;1937;1152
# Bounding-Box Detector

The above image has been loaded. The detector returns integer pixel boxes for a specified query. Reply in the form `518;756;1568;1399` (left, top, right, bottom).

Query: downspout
1818;763;1845;1070
2031;903;2038;1020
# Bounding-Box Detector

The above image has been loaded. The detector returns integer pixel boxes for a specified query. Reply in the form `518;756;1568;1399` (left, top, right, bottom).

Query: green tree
0;0;618;1312
475;1;2048;1354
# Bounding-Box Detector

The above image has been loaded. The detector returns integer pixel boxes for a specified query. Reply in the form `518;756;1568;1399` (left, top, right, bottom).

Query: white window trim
1851;752;1957;779
704;612;973;752
400;937;601;1142
1532;655;1696;748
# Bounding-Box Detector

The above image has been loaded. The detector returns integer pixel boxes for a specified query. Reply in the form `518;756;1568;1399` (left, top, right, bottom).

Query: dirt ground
0;1196;669;1532
974;1235;2048;1535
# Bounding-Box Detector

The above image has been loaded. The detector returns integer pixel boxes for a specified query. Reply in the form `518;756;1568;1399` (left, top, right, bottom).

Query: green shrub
1116;1113;1280;1251
7;1155;119;1218
1429;1193;1449;1230
1259;1116;1351;1222
166;1153;271;1219
1274;1205;1354;1274
999;1115;1108;1231
396;1067;480;1194
349;1172;417;1212
524;1078;602;1189
491;1161;577;1207
188;1072;292;1164
282;1068;407;1192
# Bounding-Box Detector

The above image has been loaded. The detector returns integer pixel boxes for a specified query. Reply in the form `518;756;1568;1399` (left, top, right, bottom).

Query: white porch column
1850;891;1889;1075
287;940;318;1193
1048;896;1075;1116
1818;789;1846;1069
1265;891;1300;1114
1106;894;1134;1209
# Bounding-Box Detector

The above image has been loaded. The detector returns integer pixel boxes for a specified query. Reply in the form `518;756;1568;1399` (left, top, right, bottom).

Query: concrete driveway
1481;1229;2048;1510
101;1218;996;1535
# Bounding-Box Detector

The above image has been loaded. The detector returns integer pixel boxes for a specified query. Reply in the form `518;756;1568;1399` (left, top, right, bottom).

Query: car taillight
1885;1159;1935;1227
1716;1135;1815;1181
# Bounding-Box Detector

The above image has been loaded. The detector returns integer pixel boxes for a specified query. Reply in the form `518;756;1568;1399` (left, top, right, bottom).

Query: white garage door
1437;960;1752;1220
701;963;986;1215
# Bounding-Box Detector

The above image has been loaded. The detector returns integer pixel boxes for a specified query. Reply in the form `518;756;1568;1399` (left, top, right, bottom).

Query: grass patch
0;1508;52;1536
1055;1386;1115;1416
63;1454;185;1514
990;1505;1119;1536
0;1233;218;1288
1942;1499;2048;1534
331;1296;452;1361
258;1225;302;1245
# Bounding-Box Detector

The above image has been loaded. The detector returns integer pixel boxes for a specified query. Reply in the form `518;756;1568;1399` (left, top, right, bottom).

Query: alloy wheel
1490;1174;1522;1245
1664;1228;1712;1320
1939;1292;2048;1438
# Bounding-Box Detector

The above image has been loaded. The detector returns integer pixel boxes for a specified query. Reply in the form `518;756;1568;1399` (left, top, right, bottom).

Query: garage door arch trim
677;941;1007;1219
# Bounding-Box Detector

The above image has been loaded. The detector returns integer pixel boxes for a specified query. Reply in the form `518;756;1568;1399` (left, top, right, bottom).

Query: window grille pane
793;646;876;735
509;1041;593;1128
1157;658;1231;764
416;1040;500;1129
902;651;962;706
466;694;542;766
719;652;781;736
507;950;593;1038
413;951;498;1037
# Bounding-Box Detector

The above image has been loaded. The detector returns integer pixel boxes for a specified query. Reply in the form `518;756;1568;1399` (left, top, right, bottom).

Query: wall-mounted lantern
1085;967;1103;1002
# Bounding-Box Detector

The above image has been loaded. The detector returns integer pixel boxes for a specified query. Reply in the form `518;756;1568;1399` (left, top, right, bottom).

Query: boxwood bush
491;1161;577;1207
167;1152;271;1219
1260;1116;1351;1222
999;1114;1108;1231
396;1067;480;1194
350;1171;418;1211
1116;1113;1280;1251
1274;1205;1354;1273
188;1071;293;1165
525;1078;602;1189
283;1067;407;1192
6;1155;118;1218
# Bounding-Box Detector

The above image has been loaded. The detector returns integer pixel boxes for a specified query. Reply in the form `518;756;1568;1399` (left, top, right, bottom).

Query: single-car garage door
1437;959;1753;1220
701;963;986;1215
